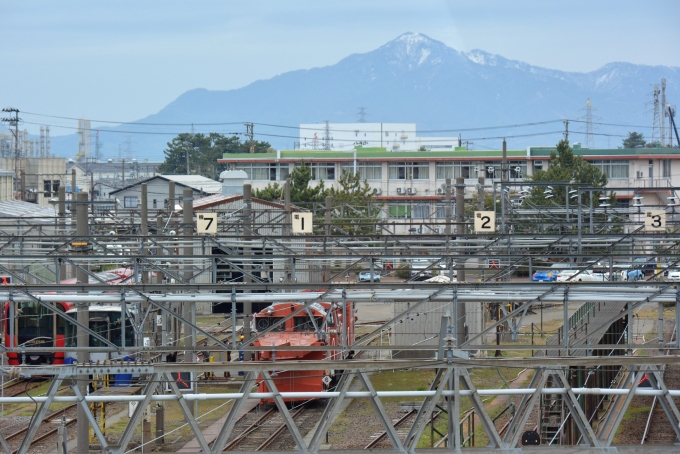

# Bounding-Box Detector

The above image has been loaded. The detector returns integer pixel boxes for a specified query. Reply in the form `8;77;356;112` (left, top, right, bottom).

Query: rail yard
0;176;678;454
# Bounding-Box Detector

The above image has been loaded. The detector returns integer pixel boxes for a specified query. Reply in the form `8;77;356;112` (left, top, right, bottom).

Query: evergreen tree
158;133;271;180
253;162;328;203
623;132;646;149
328;170;380;235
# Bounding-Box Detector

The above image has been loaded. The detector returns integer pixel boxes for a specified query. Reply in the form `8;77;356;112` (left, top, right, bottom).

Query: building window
389;202;431;219
485;164;500;179
43;180;60;197
411;203;431;219
508;161;528;179
296;163;335;181
435;162;475;179
235;163;289;181
153;199;157;209
663;159;671;178
436;202;459;219
388;162;429;180
533;161;543;173
341;162;382;180
388;203;411;218
588;160;629;179
124;196;138;208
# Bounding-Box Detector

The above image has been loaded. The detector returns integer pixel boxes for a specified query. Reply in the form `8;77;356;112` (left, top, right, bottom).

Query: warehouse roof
109;175;222;195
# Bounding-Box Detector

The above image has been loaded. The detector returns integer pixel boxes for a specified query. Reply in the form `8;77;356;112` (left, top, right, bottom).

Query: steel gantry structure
1;181;680;452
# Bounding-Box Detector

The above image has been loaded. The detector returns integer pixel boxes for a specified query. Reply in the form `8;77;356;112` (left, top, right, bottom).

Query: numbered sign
474;211;495;233
292;212;313;234
645;210;665;232
197;213;217;234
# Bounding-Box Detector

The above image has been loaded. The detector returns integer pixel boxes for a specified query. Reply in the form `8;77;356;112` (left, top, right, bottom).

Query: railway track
223;401;324;451
3;403;78;454
0;379;46;398
641;324;678;445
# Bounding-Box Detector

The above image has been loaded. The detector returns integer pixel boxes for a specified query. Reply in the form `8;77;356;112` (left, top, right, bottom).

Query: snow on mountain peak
381;32;447;68
465;49;498;66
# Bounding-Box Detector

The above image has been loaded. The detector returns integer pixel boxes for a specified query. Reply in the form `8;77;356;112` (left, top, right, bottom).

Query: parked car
358;271;381;282
531;270;557;282
624;269;644;281
556;270;607;282
667;269;680;282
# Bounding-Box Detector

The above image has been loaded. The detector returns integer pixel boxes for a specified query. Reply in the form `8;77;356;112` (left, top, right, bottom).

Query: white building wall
299;123;460;151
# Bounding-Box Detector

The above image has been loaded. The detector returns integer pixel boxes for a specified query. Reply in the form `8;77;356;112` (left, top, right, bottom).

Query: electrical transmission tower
357;107;368;123
575;99;597;148
661;78;667;146
652;84;661;145
94;130;103;162
323;121;331;150
585;99;594;148
1;108;21;195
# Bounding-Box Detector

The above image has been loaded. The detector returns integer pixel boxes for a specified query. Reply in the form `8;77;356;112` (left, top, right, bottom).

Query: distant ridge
50;32;679;159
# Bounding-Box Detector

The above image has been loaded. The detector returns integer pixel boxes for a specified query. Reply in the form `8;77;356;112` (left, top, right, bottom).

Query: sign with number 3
645;210;665;232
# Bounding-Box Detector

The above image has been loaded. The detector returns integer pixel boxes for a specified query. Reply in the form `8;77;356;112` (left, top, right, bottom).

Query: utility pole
563;120;569;142
184;141;191;175
1;108;20;195
181;187;195;416
90;172;95;214
455;177;465;283
455;177;466;346
245;123;254;153
75;192;90;454
501;138;508;183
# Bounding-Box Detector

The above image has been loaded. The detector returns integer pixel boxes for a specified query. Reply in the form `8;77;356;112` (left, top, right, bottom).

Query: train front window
293;316;323;332
109;312;134;347
90;318;110;348
64;310;134;348
255;317;284;332
16;302;54;346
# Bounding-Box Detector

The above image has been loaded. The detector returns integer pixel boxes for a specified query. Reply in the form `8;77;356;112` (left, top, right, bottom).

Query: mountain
50;32;680;159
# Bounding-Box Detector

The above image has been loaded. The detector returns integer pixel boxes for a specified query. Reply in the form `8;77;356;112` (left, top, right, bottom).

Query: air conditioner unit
636;171;644;179
372;188;382;195
433;228;440;234
397;187;404;195
407;188;417;195
437;188;444;195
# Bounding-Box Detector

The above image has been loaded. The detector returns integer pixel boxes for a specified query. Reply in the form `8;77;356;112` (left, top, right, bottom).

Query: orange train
251;300;355;402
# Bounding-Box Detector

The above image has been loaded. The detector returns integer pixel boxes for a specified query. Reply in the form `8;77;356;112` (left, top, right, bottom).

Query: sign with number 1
474;211;495;233
645;210;665;232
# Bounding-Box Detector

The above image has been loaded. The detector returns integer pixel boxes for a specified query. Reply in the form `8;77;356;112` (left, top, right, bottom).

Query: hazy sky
2;0;678;136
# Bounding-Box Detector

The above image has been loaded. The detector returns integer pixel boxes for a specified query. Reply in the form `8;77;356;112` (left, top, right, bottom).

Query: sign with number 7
197;213;218;234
